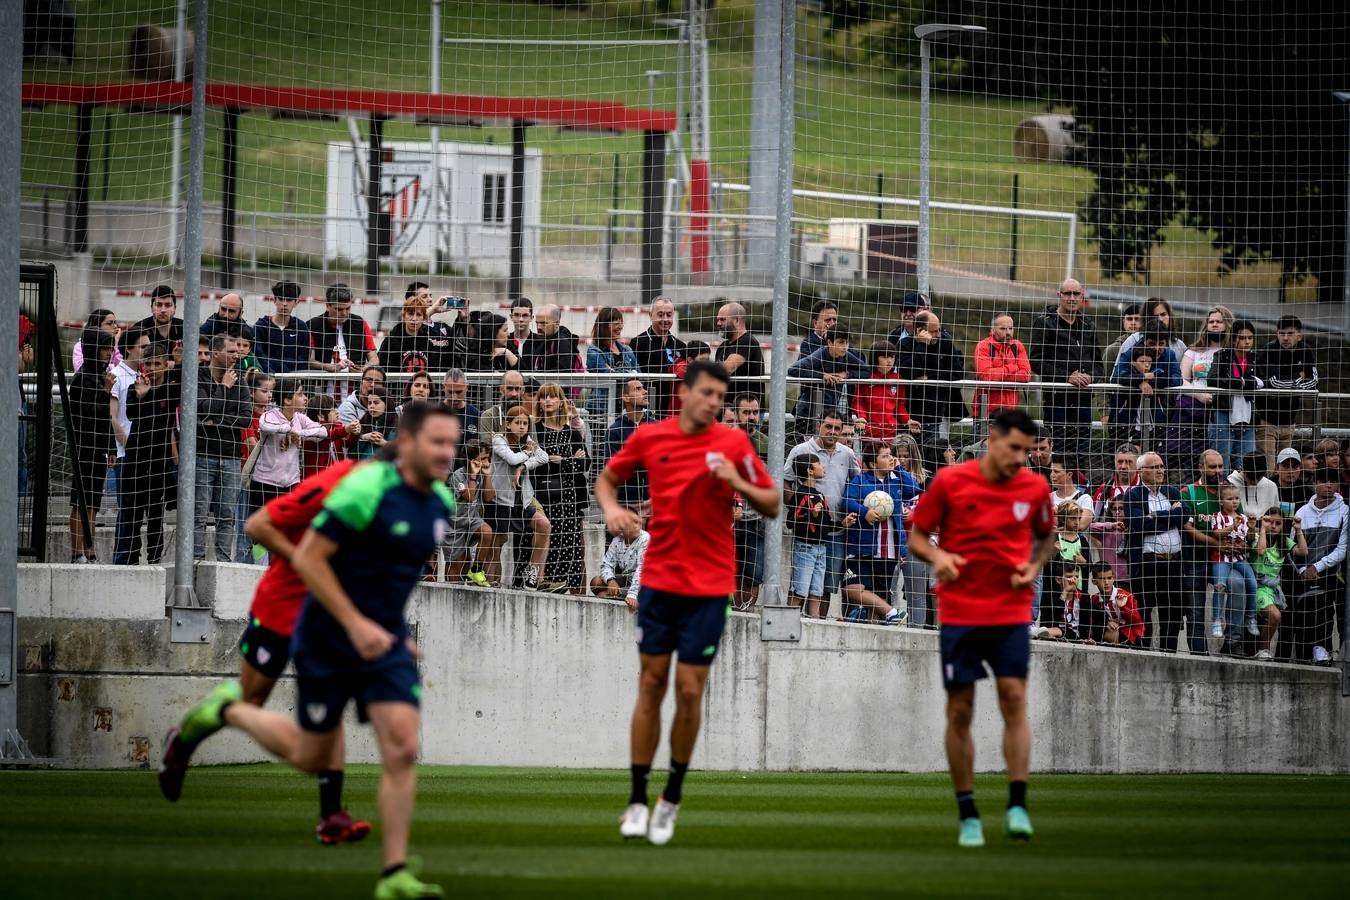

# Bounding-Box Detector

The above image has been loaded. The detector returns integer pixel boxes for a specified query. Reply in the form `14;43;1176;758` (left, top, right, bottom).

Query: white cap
1276;448;1301;466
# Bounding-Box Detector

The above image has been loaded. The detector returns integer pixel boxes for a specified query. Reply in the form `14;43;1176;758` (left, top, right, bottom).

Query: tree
962;0;1350;300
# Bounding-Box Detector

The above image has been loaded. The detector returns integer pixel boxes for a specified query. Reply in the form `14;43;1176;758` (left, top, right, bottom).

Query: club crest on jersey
306;703;328;724
705;451;726;472
1012;501;1030;521
256;646;271;666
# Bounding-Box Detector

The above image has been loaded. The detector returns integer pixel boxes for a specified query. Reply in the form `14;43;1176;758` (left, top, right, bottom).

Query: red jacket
851;370;909;443
973;336;1032;416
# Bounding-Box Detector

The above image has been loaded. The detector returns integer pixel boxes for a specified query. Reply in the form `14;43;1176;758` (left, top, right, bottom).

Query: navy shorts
939;624;1031;691
842;556;899;596
238;618;291;680
294;658;421;733
636;587;731;665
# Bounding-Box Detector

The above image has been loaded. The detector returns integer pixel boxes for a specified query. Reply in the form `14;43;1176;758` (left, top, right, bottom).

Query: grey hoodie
1294;493;1348;576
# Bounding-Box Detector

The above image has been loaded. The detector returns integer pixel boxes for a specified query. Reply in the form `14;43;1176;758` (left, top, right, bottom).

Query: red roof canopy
22;81;676;133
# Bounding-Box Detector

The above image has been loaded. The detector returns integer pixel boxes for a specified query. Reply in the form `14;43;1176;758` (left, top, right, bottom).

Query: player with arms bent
598;360;779;846
167;402;458;900
908;408;1057;848
159;456;371;846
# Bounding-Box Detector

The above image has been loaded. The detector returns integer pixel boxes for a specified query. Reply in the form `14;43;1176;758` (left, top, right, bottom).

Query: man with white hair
1120;452;1187;650
630;296;687;417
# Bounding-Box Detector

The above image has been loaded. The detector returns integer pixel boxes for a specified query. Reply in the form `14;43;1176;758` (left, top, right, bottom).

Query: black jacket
1028;304;1103;387
379;324;435;374
1257;339;1317;426
522;326;582;374
895;333;966;423
630;328;686;412
196;365;252;459
69;364;116;461
1207;348;1265;421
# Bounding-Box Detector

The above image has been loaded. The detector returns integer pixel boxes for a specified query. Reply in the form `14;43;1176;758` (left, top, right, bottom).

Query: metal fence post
174;0;209;611
0;0;26;759
761;0;799;644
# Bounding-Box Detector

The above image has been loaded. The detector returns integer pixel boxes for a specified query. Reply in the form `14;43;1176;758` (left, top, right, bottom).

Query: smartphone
440;295;467;309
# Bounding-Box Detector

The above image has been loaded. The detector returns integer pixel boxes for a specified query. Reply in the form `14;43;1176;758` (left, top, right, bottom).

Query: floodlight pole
915;23;986;295
430;0;444;271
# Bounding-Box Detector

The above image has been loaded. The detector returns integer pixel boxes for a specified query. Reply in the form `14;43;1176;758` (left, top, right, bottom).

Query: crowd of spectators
54;278;1347;664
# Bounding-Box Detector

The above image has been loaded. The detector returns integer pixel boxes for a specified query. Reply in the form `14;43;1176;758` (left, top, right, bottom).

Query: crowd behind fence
20;283;1348;668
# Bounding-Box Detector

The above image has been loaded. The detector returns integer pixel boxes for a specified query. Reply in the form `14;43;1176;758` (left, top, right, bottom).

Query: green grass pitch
2;765;1347;898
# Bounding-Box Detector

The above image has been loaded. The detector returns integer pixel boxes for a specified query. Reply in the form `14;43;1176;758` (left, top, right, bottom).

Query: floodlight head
914;23;988;41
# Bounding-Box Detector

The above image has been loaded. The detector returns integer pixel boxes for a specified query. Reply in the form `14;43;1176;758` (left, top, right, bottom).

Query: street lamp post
914;23;986;295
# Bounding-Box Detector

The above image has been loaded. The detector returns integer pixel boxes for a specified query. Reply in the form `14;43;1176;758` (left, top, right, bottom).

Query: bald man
715;302;765;406
1028;279;1102;475
523;303;582;374
202;293;245;339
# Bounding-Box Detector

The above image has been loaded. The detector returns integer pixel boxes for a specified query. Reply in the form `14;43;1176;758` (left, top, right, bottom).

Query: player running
159;456;371;845
597;360;780;846
907;408;1057;849
165;402;458;899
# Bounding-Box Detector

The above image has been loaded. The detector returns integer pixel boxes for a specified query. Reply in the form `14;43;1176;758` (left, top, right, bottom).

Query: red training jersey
249;459;358;634
605;417;774;596
909;459;1056;626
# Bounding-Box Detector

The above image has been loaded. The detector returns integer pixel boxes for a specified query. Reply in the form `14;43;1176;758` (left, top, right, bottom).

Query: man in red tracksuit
972;313;1032;436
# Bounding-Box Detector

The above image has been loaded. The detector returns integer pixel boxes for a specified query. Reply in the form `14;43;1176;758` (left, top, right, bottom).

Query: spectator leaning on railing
194;333;251;561
629;296;686;417
604;378;655;522
1206;318;1264;472
1257;315;1317;474
971;312;1032;428
715;302;765;407
337;365;385;425
896;310;966;467
1028;278;1102;476
787;326;868;432
798;299;839;360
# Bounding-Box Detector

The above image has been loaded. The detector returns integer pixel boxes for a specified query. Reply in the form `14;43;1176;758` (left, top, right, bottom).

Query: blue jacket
1113;348;1181;418
787;346;869;423
841;469;921;559
1120;483;1188;570
253;315;312;375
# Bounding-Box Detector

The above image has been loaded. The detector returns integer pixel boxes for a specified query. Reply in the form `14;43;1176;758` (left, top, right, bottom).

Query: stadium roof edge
21;81;677;133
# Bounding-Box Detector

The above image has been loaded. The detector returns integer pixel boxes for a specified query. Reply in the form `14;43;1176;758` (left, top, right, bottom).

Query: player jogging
907;408;1057;848
159;456;371;845
166;402;458;900
597;359;780;846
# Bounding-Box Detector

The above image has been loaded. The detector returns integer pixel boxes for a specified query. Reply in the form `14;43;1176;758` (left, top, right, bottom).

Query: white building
324;140;542;277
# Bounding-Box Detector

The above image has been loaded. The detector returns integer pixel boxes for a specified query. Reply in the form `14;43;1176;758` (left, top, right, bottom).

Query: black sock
663;760;689;805
381;863;405;879
1008;780;1028;810
317;769;344;819
629;763;651;806
956;791;979;821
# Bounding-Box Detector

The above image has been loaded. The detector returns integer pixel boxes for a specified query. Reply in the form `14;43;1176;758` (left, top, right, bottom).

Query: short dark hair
1313;467;1339;485
683;358;729;388
989;407;1038;438
1231;319;1257;337
309;392;335;418
362;365;385;380
119;325;150;354
686;339;712;359
326;283;354;305
735;392;759;409
404;281;429;299
236;323;254;343
396;400;457;436
1090;561;1114;576
150;284;176;302
1276;315;1303;331
1123;303;1142;317
824;327;851;344
868;339;897;367
209;333;231;353
1141;319;1170;342
1131;344;1156;362
820;409;845;426
793;452;820;480
1115;442;1142;456
511;296;534;311
810;299;837;320
272;280;302;300
861;443;892;468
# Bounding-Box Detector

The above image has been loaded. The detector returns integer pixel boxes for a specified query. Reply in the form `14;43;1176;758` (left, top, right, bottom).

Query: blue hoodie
842;468;922;559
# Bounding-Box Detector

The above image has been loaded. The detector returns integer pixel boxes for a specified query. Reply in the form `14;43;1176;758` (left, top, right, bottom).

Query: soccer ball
863;490;894;520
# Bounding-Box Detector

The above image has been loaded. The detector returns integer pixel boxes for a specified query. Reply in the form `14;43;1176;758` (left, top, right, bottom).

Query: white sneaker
1254;649;1274;661
1033;626;1052;639
619;802;649;839
1245;615;1259;637
647;797;679;846
1210;616;1224;639
1312;646;1331;664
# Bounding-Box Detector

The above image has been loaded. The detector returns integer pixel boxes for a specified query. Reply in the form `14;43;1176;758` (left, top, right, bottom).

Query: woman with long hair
118;343;179;565
72;308;122;373
533;383;591;593
1207;319;1265;471
583;306;638;419
251;382;329;512
1172;305;1233;469
463;312;518;407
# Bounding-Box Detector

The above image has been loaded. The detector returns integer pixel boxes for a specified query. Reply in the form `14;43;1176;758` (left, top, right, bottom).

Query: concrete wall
17;563;1350;773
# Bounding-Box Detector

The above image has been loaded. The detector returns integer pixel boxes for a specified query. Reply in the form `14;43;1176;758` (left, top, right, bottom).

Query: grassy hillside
20;0;1291;291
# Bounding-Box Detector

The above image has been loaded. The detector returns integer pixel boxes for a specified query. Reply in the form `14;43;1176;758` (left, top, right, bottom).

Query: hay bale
127;24;194;81
1013;115;1078;163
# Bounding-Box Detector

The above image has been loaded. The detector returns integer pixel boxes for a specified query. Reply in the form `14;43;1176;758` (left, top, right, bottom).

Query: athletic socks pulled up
663;760;689;805
956;790;979;821
318;769;344;819
629;764;651;806
1008;780;1028;811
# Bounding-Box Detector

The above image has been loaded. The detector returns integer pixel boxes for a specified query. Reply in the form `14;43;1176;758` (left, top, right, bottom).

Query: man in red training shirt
159;456;372;846
909;407;1057;849
598;359;779;847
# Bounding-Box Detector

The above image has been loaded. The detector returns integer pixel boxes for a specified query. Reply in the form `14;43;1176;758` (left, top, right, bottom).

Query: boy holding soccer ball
840;444;921;623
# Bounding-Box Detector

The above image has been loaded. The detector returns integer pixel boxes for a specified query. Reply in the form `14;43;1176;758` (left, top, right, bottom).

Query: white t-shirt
110;360;138;459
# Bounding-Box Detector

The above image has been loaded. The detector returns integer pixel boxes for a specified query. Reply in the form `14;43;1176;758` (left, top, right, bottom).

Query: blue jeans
903;554;932;627
1212;559;1257;641
1183;560;1209;653
194;455;240;561
789;541;828;598
823;528;847;600
1208;410;1257;471
1030;572;1044;627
